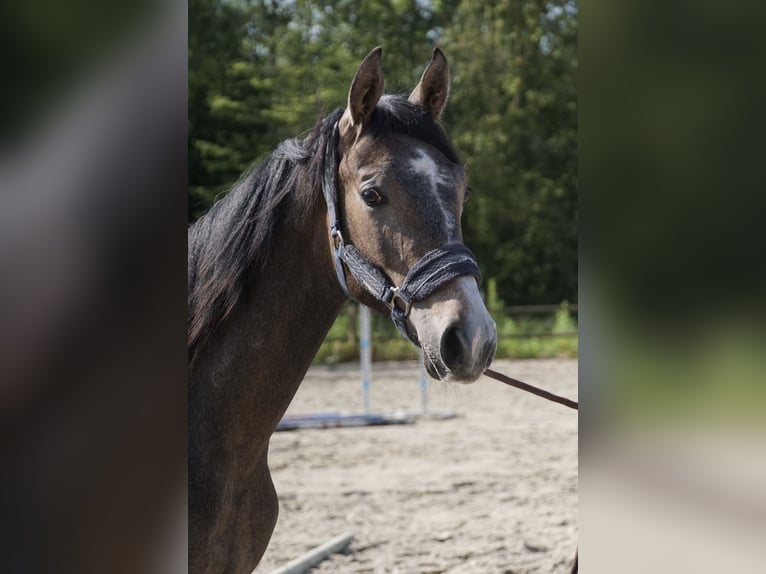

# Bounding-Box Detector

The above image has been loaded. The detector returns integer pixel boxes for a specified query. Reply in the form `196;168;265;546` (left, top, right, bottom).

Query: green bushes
372;338;419;362
494;333;578;359
491;300;578;359
313;340;359;365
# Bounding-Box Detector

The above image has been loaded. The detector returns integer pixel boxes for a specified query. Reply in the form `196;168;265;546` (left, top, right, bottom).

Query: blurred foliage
189;0;578;307
581;0;766;428
442;0;578;306
598;312;766;427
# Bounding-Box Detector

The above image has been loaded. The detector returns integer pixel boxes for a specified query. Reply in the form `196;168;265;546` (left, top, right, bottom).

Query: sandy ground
254;359;578;574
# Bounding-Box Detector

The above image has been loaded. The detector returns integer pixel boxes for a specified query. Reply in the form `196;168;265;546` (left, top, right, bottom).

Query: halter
322;120;482;346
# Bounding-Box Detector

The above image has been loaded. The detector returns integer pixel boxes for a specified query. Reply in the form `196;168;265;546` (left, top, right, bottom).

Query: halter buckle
384;286;412;317
330;224;344;249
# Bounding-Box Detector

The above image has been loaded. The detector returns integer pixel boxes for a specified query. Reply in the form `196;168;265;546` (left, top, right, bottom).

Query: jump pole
357;304;436;419
359;304;372;415
275;304;419;431
267;532;354;574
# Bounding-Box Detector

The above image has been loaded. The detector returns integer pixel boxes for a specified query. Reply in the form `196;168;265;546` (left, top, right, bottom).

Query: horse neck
190;184;345;465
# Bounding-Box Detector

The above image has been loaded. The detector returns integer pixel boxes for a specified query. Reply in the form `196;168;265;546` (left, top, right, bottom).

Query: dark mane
188;96;460;365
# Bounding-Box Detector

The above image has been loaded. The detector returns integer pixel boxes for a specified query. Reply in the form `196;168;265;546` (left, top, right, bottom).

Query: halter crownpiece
322;120;482;346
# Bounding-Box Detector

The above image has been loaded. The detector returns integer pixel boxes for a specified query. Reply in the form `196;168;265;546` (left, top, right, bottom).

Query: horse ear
408;47;450;120
340;47;384;140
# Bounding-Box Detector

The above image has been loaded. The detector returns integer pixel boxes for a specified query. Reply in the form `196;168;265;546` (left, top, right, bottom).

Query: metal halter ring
383;286;412;317
330;224;344;249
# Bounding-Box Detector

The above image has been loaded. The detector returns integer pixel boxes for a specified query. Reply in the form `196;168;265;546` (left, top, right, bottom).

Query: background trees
189;0;577;306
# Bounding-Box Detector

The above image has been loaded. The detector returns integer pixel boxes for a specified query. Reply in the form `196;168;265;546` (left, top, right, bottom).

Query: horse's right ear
340;47;384;142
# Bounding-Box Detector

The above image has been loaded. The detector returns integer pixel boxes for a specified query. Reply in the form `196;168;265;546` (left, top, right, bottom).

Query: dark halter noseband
322;120;482;346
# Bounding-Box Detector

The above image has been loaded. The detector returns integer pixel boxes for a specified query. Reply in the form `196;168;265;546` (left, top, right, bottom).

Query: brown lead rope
483;368;578;573
483;368;578;410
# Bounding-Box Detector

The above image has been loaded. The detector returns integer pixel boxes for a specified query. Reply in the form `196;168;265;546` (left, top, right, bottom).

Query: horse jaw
409;276;497;383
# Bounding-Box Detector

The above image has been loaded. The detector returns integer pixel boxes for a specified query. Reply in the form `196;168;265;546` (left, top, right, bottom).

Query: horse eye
361;187;383;206
464;185;473;203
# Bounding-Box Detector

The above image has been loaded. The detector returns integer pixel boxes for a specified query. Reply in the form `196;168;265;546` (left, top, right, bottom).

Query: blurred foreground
581;0;766;571
2;0;766;572
1;1;187;573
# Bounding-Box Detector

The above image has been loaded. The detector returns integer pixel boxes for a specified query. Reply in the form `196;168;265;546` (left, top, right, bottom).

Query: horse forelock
368;95;461;166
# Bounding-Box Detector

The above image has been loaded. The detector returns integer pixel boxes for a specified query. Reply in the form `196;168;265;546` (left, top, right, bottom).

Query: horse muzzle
411;276;497;383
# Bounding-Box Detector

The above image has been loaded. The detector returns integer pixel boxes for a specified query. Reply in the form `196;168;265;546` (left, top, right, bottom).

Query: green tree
188;0;578;306
442;0;578;305
189;0;456;220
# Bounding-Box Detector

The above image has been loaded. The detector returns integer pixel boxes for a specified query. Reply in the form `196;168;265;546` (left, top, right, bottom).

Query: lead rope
483;368;578;410
483;367;578;573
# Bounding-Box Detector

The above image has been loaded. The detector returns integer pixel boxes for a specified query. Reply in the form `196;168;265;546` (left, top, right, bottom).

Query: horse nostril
440;325;464;371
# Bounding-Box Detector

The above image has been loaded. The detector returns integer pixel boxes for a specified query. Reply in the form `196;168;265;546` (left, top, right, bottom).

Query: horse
188;47;497;574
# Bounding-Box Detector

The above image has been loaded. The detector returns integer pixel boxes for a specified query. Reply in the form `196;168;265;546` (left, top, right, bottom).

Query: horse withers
188;47;497;573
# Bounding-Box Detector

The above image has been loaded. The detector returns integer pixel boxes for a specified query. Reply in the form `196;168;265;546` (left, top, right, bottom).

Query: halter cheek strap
322;120;482;346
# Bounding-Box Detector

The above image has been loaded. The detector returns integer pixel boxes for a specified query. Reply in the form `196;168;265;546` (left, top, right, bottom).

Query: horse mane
188;96;461;366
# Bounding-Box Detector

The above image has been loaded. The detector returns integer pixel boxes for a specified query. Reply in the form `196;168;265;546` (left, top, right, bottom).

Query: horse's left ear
409;47;450;120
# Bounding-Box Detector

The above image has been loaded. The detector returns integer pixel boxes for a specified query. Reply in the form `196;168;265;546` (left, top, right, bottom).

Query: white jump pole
268;532;354;574
359;304;372;415
419;348;429;415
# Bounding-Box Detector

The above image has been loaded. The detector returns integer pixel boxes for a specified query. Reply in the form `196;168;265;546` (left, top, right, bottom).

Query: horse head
331;47;497;382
